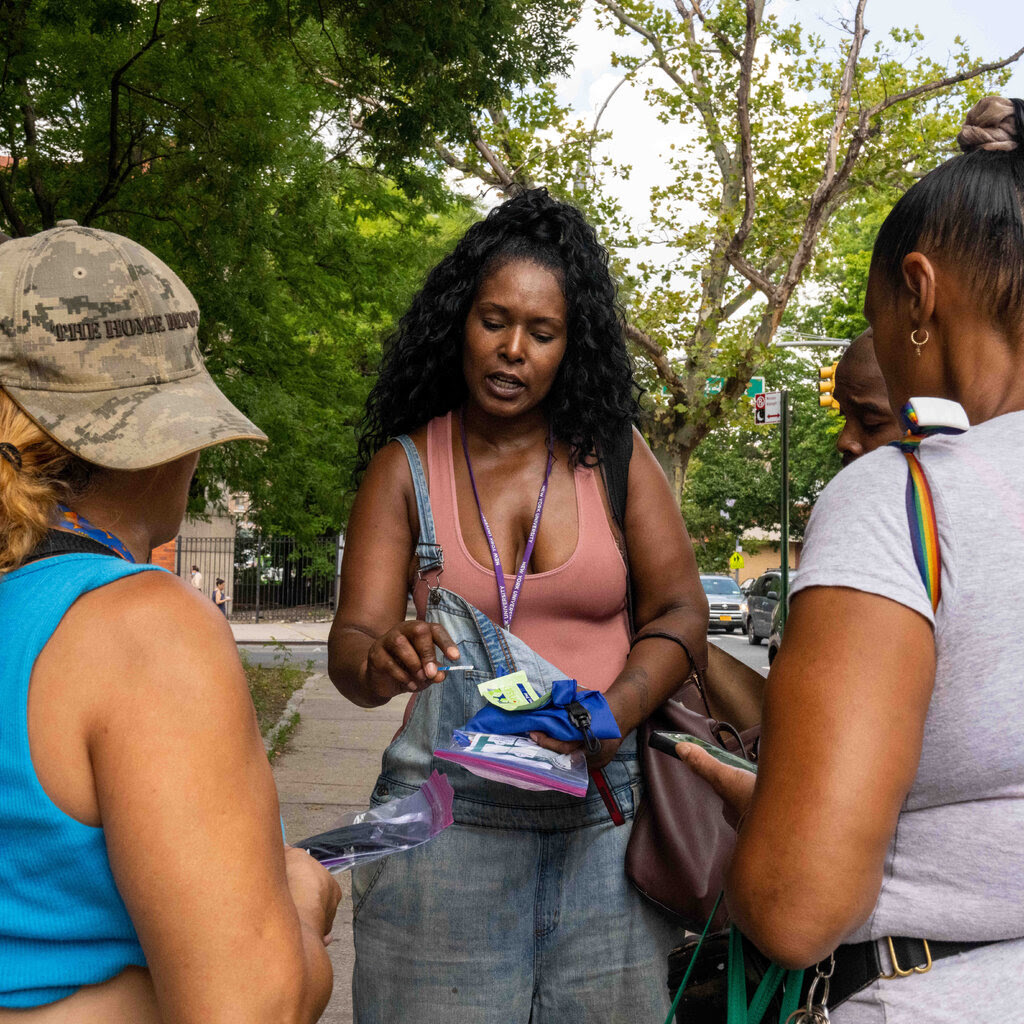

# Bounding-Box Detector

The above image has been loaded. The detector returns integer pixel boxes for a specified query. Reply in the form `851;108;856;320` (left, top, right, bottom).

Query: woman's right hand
363;620;461;701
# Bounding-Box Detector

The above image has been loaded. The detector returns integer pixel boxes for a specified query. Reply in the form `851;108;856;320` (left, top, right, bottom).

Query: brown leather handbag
600;420;761;931
624;669;759;930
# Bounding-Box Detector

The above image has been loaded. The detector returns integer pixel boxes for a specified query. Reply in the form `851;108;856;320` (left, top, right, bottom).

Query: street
707;631;771;677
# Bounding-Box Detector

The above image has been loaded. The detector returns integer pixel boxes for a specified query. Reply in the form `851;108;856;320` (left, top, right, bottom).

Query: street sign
729;551;744;571
754;392;766;424
705;376;766;398
754;390;782;425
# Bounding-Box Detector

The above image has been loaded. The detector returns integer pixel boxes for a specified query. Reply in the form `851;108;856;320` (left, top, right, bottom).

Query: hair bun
957;96;1019;153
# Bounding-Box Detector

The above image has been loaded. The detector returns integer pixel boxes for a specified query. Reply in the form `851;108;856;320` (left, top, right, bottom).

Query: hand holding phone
649;731;757;774
651;731;756;830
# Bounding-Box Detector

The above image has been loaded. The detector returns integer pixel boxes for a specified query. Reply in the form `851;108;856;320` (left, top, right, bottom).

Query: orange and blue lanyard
54;504;136;562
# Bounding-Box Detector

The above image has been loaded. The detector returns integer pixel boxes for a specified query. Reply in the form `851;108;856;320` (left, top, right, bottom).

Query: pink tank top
413;412;630;692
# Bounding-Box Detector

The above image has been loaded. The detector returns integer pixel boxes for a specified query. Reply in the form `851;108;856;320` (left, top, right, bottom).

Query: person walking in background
213;577;229;616
834;329;903;463
679;95;1024;1022
329;188;708;1023
0;222;339;1021
189;563;202;591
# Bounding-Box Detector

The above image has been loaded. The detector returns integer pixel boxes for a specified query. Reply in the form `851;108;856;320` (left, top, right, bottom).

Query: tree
0;0;566;539
433;0;1022;479
681;347;840;572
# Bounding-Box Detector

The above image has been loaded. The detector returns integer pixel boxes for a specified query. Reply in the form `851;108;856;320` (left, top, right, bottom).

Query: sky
545;0;1023;238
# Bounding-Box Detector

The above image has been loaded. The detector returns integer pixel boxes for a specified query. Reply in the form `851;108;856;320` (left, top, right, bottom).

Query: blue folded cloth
463;678;621;743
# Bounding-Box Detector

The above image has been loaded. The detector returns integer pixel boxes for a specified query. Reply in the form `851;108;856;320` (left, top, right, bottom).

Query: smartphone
649;731;758;774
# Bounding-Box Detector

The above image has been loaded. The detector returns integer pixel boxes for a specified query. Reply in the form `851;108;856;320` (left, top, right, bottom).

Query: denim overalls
351;437;683;1023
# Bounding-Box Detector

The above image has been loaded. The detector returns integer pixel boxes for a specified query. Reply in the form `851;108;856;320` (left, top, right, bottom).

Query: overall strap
394;434;444;581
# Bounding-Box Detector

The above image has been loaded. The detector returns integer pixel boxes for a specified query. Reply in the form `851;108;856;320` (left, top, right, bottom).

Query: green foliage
681;349;842;574
443;0;1018;476
0;0;508;540
787;198;890;340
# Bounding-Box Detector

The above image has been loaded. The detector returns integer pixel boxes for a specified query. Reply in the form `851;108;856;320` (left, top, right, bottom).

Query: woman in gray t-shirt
680;96;1024;1023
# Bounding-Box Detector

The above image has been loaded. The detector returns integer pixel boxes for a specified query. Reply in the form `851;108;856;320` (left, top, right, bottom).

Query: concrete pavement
231;620;332;645
269;670;409;1024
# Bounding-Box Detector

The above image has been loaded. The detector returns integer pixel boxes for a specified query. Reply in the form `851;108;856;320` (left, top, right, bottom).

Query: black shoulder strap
602;419;633;532
20;529;122;567
600;419;635;634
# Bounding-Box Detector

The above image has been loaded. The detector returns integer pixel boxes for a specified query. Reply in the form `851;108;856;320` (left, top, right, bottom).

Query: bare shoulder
54;569;252;720
356;434;423;540
627;426;673;494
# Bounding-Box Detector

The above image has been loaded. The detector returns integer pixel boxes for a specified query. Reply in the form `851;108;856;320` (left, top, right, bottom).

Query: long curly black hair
356;188;640;475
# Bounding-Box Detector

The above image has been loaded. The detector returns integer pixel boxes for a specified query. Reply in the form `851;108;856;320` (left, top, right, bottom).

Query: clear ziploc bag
295;770;454;872
434;730;590;798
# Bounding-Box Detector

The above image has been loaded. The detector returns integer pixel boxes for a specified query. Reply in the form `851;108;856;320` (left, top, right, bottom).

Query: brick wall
150;539;176;572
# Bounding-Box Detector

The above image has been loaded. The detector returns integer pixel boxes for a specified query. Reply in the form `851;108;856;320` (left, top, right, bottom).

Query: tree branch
87;1;165;224
726;0;762;256
823;0;867;185
867;44;1024;117
17;84;54;227
775;28;1024;309
726;251;776;298
676;0;739;62
473;135;515;188
0;164;27;235
625;322;685;389
433;140;503;186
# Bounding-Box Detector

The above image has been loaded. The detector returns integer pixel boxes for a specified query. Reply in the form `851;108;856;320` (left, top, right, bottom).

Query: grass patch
242;648;312;737
266;711;301;762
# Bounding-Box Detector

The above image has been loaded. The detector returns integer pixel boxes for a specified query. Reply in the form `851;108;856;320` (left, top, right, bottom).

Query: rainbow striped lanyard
889;403;966;611
54;504;136;563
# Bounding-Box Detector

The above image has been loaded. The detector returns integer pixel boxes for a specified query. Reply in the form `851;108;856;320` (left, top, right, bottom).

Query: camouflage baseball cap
0;220;267;469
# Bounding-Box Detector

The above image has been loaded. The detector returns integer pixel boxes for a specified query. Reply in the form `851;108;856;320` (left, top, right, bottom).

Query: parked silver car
700;574;747;633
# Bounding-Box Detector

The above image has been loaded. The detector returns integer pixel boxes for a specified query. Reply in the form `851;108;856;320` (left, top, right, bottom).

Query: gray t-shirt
791;411;1024;1023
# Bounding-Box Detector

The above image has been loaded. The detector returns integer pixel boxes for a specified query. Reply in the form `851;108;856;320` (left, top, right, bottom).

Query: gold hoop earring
910;328;929;357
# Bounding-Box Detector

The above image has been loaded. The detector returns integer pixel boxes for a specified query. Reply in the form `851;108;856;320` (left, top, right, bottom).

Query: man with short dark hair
189;564;203;592
834;329;902;464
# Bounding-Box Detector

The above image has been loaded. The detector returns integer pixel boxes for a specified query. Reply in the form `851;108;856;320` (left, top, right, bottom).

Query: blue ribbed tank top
0;553;162;1008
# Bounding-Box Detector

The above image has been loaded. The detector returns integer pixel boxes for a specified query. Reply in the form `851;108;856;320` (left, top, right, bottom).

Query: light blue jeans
350;436;683;1022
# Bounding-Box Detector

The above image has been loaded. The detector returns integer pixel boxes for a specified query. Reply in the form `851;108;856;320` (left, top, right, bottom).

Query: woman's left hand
529;731;623;770
675;741;755;830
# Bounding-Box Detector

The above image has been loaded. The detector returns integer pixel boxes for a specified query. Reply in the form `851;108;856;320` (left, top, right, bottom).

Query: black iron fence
176;532;341;623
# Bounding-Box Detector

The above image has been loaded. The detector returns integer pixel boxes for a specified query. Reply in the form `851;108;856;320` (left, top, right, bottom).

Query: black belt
667;932;995;1020
829;935;994;1006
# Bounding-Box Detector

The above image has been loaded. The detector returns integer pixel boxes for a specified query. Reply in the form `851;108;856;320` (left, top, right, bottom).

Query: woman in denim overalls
330;189;709;1023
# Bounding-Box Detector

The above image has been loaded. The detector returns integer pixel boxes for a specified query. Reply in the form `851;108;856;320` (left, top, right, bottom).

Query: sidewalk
270;672;408;1024
231;620;332;644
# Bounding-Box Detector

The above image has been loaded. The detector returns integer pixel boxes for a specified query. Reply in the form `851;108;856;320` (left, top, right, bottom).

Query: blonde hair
0;389;93;572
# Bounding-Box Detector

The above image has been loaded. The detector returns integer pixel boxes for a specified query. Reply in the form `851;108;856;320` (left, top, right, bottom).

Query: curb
238;640;327;647
262;671;325;753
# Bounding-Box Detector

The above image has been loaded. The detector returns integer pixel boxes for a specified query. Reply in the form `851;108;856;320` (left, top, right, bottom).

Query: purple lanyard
55;503;136;562
459;410;554;631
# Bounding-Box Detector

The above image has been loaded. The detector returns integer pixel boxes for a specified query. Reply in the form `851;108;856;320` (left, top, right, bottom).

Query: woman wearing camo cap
0;223;340;1021
680;96;1024;1022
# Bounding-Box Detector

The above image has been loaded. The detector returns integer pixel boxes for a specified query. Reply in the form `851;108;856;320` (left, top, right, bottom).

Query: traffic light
818;363;840;410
